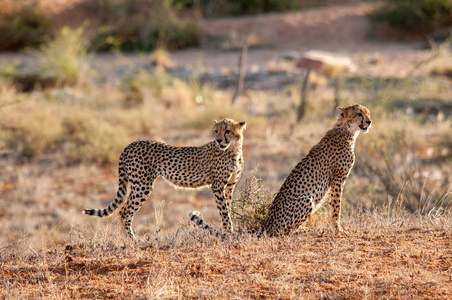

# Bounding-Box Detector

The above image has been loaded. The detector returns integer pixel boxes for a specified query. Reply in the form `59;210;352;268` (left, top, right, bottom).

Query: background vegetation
369;0;452;37
4;0;452;52
0;0;53;51
0;0;451;298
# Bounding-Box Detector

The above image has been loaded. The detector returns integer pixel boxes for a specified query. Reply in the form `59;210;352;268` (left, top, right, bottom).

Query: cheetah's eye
357;112;363;117
225;130;231;134
214;130;218;134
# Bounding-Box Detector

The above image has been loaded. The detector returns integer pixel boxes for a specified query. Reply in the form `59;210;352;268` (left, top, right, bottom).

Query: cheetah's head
336;103;372;135
213;118;246;151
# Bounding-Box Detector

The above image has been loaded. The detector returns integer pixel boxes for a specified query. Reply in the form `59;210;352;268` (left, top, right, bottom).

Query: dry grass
1;212;451;299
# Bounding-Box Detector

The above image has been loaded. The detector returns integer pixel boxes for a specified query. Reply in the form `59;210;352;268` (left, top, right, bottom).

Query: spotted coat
190;104;372;237
261;103;372;236
84;118;246;239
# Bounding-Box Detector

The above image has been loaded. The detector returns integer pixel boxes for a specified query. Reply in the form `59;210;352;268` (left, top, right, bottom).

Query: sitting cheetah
84;118;246;239
190;104;371;237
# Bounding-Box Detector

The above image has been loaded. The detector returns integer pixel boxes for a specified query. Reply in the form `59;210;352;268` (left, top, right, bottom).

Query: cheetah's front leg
224;172;241;232
211;179;233;233
328;177;347;234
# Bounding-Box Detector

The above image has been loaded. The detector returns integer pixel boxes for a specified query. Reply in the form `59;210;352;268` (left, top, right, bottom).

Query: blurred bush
0;0;200;52
62;111;130;163
3;107;64;158
0;25;92;92
369;0;452;35
173;0;299;16
222;0;299;15
34;25;93;85
0;0;53;51
91;0;201;51
93;18;200;52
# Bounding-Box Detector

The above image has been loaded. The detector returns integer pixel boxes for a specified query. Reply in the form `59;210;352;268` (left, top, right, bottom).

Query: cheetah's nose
366;120;371;125
216;139;223;144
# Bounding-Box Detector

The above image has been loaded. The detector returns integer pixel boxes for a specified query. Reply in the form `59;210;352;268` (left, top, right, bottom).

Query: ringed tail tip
189;211;200;219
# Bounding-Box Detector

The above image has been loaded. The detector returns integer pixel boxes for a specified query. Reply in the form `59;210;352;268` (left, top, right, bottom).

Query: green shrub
225;0;299;15
34;25;92;85
173;0;300;16
92;1;201;52
0;1;53;51
369;0;452;34
101;18;200;52
231;172;273;233
157;19;200;51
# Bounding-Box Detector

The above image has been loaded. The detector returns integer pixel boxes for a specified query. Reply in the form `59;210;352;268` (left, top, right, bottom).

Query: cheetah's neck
331;126;359;151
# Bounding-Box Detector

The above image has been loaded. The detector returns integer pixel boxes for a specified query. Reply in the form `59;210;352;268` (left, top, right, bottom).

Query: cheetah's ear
238;121;246;130
214;120;218;125
336;106;346;117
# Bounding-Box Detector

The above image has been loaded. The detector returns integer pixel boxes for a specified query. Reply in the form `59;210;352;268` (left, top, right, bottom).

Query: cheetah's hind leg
118;178;155;240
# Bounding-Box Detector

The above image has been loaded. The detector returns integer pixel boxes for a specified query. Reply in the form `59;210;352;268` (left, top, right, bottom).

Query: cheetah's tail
83;206;114;218
189;211;267;238
189;211;222;237
83;158;128;218
83;182;127;217
83;191;125;217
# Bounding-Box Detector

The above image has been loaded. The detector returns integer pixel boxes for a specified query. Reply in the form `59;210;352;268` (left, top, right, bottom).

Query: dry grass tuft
62;110;130;163
150;47;172;70
5;106;64;157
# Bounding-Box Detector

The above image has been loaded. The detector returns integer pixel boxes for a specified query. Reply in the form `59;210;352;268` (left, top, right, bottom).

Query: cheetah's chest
214;152;243;174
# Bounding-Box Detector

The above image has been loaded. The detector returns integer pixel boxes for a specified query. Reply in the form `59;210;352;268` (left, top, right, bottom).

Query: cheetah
84;118;246;239
190;104;371;237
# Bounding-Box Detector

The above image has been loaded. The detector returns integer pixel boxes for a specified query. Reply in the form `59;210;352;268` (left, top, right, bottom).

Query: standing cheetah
190;104;371;237
84;118;246;239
